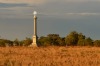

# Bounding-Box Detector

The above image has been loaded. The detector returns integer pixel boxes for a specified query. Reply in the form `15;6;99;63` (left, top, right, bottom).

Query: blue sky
0;0;100;40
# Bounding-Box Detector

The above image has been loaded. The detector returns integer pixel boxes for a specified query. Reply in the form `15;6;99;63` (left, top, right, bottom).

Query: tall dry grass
0;46;100;66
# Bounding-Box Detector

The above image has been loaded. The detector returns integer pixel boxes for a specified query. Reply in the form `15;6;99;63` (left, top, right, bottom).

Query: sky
0;0;100;40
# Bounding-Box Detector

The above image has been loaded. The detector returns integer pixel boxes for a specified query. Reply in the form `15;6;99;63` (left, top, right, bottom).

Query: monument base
31;35;38;47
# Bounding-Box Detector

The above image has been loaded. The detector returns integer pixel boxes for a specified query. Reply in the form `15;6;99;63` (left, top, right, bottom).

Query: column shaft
34;16;37;35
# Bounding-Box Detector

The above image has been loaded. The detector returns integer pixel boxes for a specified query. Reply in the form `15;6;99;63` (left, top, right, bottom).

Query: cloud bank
65;0;100;2
0;0;100;4
0;0;47;4
66;13;100;16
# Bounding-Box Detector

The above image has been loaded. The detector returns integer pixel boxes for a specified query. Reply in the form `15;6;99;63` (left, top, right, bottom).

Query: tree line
0;31;100;47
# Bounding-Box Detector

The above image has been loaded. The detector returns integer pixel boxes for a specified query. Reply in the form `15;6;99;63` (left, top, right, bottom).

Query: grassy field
0;46;100;66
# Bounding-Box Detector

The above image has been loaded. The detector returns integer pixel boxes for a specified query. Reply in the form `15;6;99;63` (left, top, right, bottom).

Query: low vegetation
0;46;100;66
0;31;100;47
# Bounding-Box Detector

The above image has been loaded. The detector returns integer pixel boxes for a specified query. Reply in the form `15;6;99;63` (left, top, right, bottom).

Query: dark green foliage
85;37;93;46
0;39;13;47
21;37;32;46
93;40;100;47
38;36;51;46
65;31;78;46
58;37;66;46
65;31;93;46
47;34;60;45
0;38;32;47
13;38;32;46
0;39;5;47
13;39;19;46
38;34;66;46
78;33;85;40
1;31;100;47
77;33;86;46
77;39;85;46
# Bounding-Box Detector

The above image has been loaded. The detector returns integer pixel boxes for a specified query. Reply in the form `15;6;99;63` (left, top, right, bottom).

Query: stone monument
31;11;38;47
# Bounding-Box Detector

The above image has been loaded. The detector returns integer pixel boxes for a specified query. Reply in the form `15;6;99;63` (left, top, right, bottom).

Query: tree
47;34;60;45
65;31;78;46
5;39;13;46
0;39;13;47
38;36;51;46
0;39;5;47
78;33;85;40
58;37;66;46
77;33;85;46
38;34;65;46
22;37;32;46
93;40;100;47
84;37;93;46
77;39;85;46
13;39;20;46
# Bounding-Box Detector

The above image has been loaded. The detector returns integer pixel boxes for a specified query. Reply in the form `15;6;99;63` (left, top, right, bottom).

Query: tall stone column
32;11;38;47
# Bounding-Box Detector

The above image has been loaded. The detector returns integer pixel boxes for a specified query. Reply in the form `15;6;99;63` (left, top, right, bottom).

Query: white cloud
65;0;100;2
66;13;100;16
0;0;100;5
0;0;48;4
38;12;100;16
0;6;33;19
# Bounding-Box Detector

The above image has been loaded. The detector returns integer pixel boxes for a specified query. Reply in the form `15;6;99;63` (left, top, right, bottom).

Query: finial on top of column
33;11;37;16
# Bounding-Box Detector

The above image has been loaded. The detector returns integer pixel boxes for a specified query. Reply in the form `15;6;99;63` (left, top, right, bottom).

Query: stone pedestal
32;35;37;47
